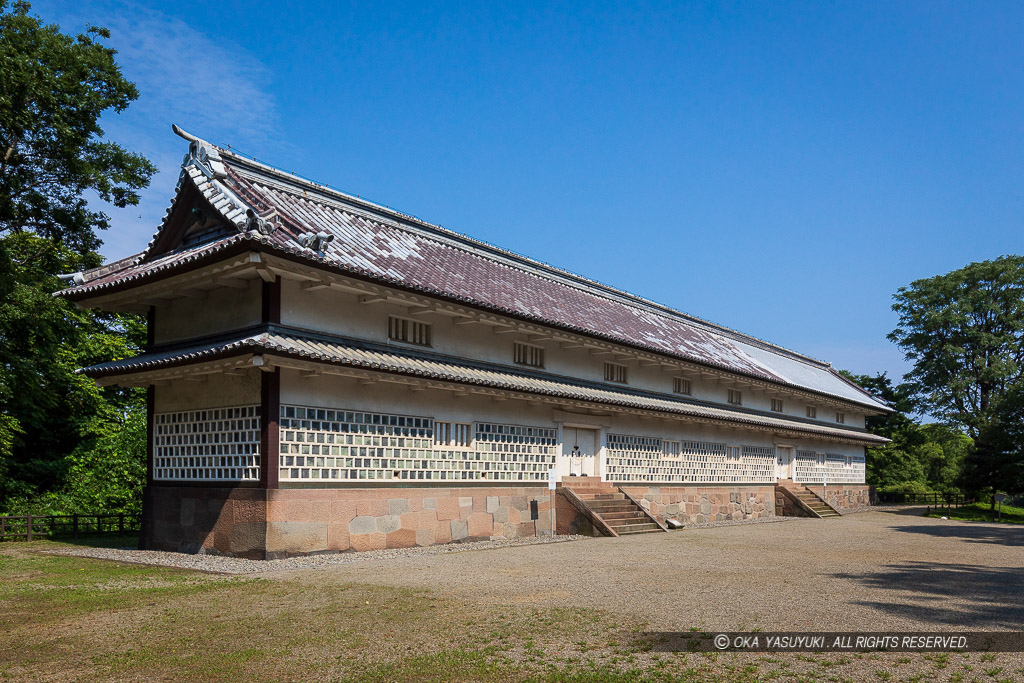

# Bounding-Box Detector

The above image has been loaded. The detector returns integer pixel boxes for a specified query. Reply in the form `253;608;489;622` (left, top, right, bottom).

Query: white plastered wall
278;369;866;484
153;278;261;344
279;280;870;430
153;369;261;413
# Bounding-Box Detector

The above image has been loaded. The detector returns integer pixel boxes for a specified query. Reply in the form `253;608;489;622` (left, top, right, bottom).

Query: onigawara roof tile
80;327;888;446
59;127;890;413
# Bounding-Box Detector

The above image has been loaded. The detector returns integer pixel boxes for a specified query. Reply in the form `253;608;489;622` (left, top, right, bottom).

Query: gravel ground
52;533;591;574
272;507;1024;632
53;507;1023;631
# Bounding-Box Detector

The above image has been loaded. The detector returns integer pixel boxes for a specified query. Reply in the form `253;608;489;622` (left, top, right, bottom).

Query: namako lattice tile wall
153;405;260;481
604;434;776;483
277;405;558;483
795;450;866;483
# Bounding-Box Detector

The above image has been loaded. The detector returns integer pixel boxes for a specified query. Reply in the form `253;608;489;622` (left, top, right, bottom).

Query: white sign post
547;467;557;536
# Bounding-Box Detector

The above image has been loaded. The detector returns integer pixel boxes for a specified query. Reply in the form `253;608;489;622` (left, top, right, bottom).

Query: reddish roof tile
58;131;889;412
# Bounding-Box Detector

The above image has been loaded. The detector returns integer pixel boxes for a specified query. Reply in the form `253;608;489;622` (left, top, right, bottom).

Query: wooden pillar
145;305;156;487
260;276;282;488
262;277;281;324
146;385;155;486
260;369;280;489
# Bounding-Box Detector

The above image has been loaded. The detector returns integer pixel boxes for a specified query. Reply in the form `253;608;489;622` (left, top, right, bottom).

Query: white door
776;446;794;481
561;427;598;479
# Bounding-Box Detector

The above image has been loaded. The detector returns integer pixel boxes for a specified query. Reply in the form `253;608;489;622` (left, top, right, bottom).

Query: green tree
889;255;1024;505
841;370;970;495
1;0;154;252
0;1;153;513
917;424;972;494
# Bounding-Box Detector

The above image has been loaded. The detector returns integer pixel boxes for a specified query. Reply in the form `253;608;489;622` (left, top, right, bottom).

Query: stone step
563;483;666;535
611;523;662;533
586;504;637;513
602;520;659;532
600;512;648;521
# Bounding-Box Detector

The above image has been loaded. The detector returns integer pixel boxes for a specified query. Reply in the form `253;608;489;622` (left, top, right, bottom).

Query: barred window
513;342;545;368
806;406;817;419
835;411;845;424
771;398;783;412
673;377;691;395
664;440;681;457
725;445;741;460
604;362;628;384
727;389;742;406
388;316;431;346
434;422;472;449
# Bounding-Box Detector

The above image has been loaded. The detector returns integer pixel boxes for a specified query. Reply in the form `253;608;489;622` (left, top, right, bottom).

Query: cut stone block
349;515;377;535
376;515;401;534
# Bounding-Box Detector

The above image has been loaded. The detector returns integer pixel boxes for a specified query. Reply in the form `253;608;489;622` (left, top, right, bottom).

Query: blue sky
36;0;1024;385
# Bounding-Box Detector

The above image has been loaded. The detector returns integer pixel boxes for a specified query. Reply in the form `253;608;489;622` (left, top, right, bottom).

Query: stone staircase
776;482;840;518
560;480;665;535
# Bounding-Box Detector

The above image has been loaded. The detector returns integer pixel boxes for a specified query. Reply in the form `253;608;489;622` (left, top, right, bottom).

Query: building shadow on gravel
875;507;929;517
889;523;1024;546
833;561;1024;628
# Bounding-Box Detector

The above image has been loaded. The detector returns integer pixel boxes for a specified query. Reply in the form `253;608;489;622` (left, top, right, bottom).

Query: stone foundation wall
554;491;600;536
140;486;268;558
803;484;871;513
774;487;813;517
140;485;552;559
620;485;775;526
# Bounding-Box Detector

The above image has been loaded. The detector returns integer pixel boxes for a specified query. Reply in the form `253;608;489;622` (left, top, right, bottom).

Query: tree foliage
0;1;153;514
0;0;155;253
888;255;1024;499
841;370;970;495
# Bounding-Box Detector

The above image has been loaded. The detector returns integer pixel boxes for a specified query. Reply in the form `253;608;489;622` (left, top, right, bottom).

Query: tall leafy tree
841;370;969;494
889;256;1024;504
1;0;154;251
0;1;154;512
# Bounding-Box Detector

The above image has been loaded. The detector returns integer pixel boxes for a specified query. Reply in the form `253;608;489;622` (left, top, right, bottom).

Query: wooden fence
0;513;141;542
873;491;974;509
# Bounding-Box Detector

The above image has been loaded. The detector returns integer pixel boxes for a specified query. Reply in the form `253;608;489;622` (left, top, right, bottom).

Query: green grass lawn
0;539;753;682
925;501;1024;524
2;538;1022;682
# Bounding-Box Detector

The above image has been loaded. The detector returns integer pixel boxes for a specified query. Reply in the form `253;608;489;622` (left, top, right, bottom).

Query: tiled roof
60;128;889;412
81;328;888;446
